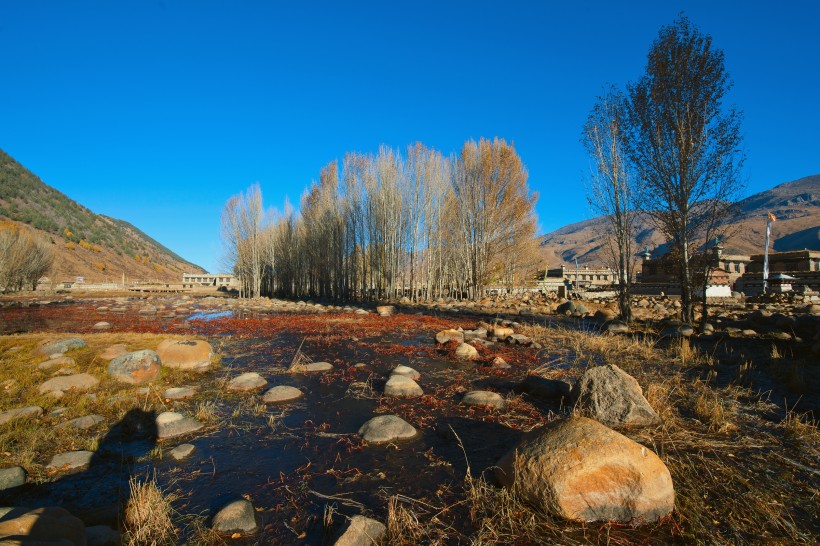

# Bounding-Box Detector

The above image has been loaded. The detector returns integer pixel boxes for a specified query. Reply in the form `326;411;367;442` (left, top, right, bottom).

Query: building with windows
182;273;238;289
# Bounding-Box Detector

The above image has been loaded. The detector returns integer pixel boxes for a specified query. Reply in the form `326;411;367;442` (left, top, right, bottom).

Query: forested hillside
0;148;205;284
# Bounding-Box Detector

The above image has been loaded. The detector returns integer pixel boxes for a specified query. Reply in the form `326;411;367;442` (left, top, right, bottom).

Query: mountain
540;175;820;267
0;147;206;284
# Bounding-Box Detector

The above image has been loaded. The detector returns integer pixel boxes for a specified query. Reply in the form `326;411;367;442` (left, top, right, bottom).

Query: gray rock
55;414;105;430
462;391;505;409
156;411;204;439
384;375;423;397
358;415;417;444
262;385;303;403
507;334;533;346
169;443;196;460
93;321;111;330
38;337;87;356
108;350;162;385
0;466;26;490
47;450;94;473
603;320;629;335
573;364;660;428
37;356;75;370
212;499;258;533
0;405;43;426
227;372;268;391
296;361;334;372
491;356;511;369
333;515;387;546
163;387;197;400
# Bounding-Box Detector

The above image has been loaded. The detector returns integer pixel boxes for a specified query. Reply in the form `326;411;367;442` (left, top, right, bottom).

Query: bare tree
625;15;745;323
221;184;264;298
0;221;53;292
583;87;636;322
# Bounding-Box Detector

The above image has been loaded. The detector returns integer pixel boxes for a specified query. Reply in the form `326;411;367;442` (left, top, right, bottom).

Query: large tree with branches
625;15;745;324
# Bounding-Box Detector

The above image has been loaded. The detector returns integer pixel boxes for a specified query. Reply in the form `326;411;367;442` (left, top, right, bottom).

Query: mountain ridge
540;174;820;268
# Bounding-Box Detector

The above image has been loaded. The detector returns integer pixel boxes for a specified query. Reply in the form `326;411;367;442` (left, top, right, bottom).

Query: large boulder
454;342;479;361
108;350;162;385
573;364;660;428
333;515;386;545
358;415;417;444
156;339;213;371
0;506;86;545
495;417;674;524
212;499;257;534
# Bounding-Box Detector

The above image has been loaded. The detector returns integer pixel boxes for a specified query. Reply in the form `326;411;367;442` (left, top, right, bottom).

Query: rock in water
383;375;423;397
262;385;303;403
227;372;268;391
212;499;258;533
390;365;420;380
358;415;417;444
435;329;464;344
572;364;660;427
495;417;674;524
333;515;387;545
156;339;213;371
156;411;204;439
108;350;162;385
0;506;86;545
462;391;505;409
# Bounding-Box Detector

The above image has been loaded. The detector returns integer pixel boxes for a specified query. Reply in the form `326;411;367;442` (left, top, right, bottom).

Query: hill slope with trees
0;148;206;285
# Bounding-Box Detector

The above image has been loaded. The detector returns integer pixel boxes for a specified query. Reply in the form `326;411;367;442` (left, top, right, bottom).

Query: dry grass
123;474;178;546
693;384;730;431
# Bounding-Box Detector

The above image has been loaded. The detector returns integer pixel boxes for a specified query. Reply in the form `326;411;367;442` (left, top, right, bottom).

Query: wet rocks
454;342;479;361
0;405;43;426
573;364;660;428
358;415;417;444
38;373;99;396
47;450;94;473
384;374;423;397
390;365;420;380
0;506;86;545
262;385;303;403
462;390;505;409
108;350;162;385
156;339;213;371
0;466;26;491
169;443;196;460
495;417;674;524
333;515;387;546
37;337;87;356
227;372;268;392
163;386;197;400
212;499;258;534
156;411;204;439
435;329;464;344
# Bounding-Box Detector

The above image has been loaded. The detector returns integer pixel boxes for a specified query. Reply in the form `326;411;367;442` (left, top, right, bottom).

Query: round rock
212;499;258;533
262;385;304;403
227;372;268;392
384;375;423;397
462;391;505;410
495;417;674;524
454;342;479;361
156;411;204;439
390;365;420;380
108;350;161;385
333;515;387;546
358;415;417;444
156;339;213;371
0;466;26;491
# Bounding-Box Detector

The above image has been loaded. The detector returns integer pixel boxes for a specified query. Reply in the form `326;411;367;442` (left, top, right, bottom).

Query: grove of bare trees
221;138;539;301
0;221;53;292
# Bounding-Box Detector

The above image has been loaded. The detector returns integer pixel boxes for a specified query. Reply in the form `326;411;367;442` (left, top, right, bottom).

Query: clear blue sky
1;1;818;273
